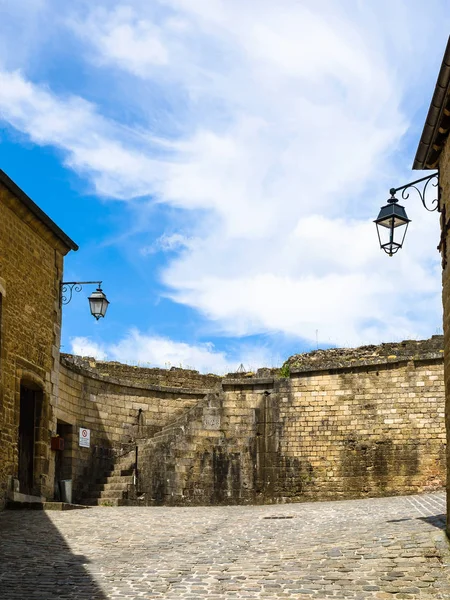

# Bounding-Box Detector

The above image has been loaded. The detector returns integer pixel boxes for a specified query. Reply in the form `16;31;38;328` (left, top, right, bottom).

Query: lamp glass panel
376;218;392;246
100;298;109;318
376;219;408;256
89;297;103;317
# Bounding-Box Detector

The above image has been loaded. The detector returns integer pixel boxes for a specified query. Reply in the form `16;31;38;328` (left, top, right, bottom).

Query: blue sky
0;0;449;373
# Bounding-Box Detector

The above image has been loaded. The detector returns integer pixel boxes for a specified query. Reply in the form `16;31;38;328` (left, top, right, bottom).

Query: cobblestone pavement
1;492;450;599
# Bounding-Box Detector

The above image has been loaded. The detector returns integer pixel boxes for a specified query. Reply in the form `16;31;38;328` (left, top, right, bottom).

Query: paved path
0;492;449;599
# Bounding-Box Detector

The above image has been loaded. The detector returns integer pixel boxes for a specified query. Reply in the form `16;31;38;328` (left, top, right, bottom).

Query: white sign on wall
79;427;91;448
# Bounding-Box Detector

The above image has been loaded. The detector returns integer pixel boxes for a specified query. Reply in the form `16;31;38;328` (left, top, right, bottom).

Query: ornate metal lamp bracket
389;171;439;212
61;281;102;305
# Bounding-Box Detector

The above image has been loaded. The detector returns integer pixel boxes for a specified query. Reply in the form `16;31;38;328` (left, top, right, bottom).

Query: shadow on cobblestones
417;515;447;530
0;510;107;600
1;493;450;599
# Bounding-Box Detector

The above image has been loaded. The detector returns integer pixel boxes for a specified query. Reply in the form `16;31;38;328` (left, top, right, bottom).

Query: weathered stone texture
62;353;221;389
135;347;445;506
0;181;69;507
438;138;450;535
286;336;444;371
281;360;444;500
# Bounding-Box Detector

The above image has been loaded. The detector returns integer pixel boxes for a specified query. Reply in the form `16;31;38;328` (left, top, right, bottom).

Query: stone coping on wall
61;336;444;393
285;336;444;373
222;350;444;388
60;355;216;396
289;350;444;375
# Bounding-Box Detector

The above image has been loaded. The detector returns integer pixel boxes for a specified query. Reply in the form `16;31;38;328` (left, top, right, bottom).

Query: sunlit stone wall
136;339;445;505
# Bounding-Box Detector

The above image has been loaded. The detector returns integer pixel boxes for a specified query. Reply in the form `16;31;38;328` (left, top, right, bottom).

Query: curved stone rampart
61;354;222;390
57;338;446;506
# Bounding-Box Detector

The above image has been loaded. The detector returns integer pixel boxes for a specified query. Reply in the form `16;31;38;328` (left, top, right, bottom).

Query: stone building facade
413;36;450;535
0;170;77;508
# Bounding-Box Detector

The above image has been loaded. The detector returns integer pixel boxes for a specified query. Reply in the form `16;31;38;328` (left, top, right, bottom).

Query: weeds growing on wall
279;363;290;378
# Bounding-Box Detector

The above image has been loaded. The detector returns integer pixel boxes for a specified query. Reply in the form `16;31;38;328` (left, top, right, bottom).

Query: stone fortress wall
56;337;446;506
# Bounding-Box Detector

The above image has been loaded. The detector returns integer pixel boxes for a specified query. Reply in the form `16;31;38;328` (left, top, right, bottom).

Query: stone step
94;470;132;483
102;482;130;491
87;488;127;500
114;462;134;471
82;498;127;507
115;453;135;464
90;482;131;493
110;468;134;477
105;475;134;485
98;489;128;499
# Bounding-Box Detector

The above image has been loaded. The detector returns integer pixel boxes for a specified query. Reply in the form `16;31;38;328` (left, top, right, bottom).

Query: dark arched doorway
18;382;43;495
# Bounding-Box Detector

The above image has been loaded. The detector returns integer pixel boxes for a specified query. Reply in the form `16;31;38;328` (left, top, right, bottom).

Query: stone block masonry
63;354;221;390
0;175;75;508
1;159;442;511
134;337;445;506
436;137;450;537
22;336;445;506
55;356;220;503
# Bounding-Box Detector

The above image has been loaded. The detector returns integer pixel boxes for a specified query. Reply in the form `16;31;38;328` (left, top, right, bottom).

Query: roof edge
0;169;78;251
413;36;450;170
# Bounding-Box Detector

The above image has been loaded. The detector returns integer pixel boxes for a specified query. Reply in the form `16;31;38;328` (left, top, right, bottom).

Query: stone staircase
134;392;227;505
81;392;217;507
82;450;136;506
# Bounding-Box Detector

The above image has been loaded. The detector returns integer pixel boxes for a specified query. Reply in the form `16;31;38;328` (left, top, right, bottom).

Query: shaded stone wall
438;139;450;535
137;384;272;505
56;358;213;503
135;344;445;506
0;181;69;507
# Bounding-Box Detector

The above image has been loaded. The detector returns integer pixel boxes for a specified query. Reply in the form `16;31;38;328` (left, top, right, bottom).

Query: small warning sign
79;427;90;448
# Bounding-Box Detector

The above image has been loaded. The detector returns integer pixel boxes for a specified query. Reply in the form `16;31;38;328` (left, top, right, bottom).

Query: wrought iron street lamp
374;196;410;257
61;281;110;320
375;172;439;256
87;287;110;320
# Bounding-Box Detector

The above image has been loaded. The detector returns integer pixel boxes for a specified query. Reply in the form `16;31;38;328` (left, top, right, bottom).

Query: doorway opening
54;420;74;500
18;384;43;495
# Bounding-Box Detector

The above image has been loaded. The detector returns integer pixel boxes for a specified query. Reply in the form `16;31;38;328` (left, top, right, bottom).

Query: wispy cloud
71;331;274;374
140;232;193;256
70;6;170;76
0;70;169;199
71;336;108;361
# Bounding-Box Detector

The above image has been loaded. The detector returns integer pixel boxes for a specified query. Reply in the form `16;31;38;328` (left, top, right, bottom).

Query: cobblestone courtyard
1;493;450;599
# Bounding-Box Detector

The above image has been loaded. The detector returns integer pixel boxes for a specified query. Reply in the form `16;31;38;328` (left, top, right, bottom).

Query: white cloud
141;232;192;256
0;70;168;198
71;336;107;360
162;213;441;346
70;330;273;374
70;6;169;76
0;0;448;349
